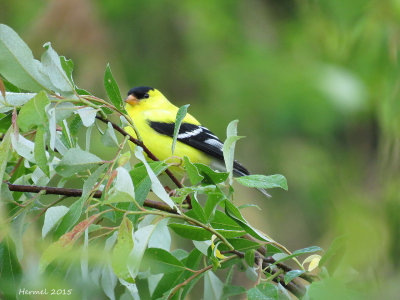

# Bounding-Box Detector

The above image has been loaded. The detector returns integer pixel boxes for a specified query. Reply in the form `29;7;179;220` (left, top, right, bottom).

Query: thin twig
5;182;177;214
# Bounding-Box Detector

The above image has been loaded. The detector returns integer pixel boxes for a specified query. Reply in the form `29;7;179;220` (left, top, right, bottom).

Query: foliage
0;24;329;299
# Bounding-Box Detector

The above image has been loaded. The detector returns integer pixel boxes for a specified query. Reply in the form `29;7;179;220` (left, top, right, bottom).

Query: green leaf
168;223;210;241
284;270;305;285
236;174;288;191
222;285;246;299
101;121;119;147
34;126;49;177
77;107;98;127
266;244;283;256
41;42;74;95
55;164;107;238
127;224;157;279
55;148;103;177
0;129;11;196
204;192;224;222
224;200;273;242
194;163;229;184
204;271;224;300
17;91;49;132
11;132;35;163
104;64;126;112
247;283;279;300
0;24;50;92
111;216;134;281
69;113;83;136
143;248;186;275
168;223;245;241
42;206;69;238
245;249;255;267
222;120;244;184
190;194;207;223
0;237;22;298
105;167;135;204
134;146;178;212
0;92;36;112
171;104;189;154
10;210;26;261
183;155;203;185
274;246;323;265
130;161;168;205
60;56;74;83
211;210;243;231
225;238;260;252
0;113;11;132
293;246;322;256
179;249;203;298
40;214;100;272
148;218;171;251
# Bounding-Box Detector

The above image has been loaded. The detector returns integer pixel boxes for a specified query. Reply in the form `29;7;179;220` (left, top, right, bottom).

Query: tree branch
6;182;177;214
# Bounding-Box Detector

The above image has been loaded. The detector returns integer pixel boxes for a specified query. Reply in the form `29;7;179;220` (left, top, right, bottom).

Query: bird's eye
144;93;149;99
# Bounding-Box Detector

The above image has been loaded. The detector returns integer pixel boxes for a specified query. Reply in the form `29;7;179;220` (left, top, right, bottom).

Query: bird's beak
125;94;138;106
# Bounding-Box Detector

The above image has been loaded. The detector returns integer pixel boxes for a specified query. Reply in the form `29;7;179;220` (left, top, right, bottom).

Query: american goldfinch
124;86;270;196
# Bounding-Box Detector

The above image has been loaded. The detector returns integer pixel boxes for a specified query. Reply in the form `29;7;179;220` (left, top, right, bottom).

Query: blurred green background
2;0;400;297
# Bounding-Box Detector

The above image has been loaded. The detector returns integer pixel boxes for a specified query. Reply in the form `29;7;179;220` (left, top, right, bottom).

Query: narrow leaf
171;104;189;154
55;148;103;177
34;126;49;177
105;167;135;204
222;120;244;184
42;206;69;238
104;64;125;112
236;174;288;191
224;200;273;242
143;248;186;275
130;161;168;205
127;224;157;279
55;164;107;237
284;270;305;285
111;216;134;281
41;42;74;94
134;146;179;212
183;155;203;185
40;214;100;272
194;163;229;184
247;283;279;300
204;271;223;300
0;129;11;195
77;107;98;127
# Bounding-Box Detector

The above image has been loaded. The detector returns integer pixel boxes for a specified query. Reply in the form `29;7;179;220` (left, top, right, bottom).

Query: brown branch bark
6;182;177;214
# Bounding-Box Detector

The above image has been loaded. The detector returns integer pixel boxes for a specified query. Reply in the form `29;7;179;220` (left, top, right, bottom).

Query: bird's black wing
148;121;249;176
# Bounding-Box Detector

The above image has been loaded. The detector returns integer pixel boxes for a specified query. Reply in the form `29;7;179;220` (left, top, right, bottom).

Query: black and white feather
148;121;250;177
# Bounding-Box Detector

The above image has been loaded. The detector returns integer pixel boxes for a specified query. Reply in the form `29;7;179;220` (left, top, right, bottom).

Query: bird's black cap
127;86;154;100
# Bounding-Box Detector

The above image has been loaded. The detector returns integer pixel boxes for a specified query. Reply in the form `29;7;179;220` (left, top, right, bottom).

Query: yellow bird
124;86;267;193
